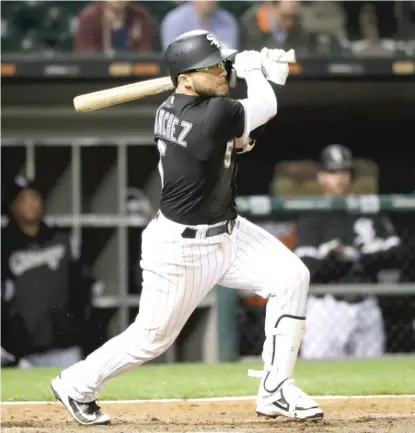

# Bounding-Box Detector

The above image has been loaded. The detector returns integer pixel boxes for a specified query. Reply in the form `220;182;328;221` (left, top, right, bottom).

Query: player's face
12;189;43;223
317;170;352;196
191;62;229;97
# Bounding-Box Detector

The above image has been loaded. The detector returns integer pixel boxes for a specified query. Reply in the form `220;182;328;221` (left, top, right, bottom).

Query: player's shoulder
201;96;245;139
203;96;243;121
206;96;242;110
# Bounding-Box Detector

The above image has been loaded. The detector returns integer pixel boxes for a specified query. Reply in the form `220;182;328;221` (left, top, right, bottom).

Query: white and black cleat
51;375;111;426
256;378;324;421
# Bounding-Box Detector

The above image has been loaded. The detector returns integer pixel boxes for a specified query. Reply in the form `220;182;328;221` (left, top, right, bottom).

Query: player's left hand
260;48;290;86
233;50;263;79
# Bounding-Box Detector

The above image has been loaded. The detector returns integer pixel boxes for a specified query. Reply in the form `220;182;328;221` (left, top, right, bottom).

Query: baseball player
51;30;323;425
295;144;403;359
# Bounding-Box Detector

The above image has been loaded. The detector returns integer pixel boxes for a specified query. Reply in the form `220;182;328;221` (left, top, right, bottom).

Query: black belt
314;294;366;304
181;219;235;239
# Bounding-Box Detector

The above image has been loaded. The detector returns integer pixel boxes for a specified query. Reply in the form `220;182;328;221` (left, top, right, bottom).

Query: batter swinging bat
73;49;296;113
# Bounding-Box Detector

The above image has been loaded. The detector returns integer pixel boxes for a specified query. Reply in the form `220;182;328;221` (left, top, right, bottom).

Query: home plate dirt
2;396;415;433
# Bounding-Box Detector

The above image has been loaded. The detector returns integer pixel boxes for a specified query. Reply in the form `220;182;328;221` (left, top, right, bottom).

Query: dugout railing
2;138;415;362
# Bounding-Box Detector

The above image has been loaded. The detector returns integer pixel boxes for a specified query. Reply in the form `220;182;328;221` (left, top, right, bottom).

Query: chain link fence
236;214;415;359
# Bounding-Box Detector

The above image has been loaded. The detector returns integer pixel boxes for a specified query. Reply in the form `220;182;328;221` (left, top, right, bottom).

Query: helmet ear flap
228;68;237;88
225;59;236;88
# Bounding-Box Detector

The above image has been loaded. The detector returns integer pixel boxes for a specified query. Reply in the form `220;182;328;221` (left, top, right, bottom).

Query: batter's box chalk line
2;394;415;405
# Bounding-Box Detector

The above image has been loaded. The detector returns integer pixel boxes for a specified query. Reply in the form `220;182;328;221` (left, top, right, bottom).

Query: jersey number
224;140;234;169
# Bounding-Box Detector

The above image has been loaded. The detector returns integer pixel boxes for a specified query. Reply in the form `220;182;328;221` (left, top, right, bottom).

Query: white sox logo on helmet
206;33;221;49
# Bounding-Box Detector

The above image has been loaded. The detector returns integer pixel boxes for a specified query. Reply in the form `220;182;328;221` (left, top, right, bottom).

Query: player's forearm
240;70;277;134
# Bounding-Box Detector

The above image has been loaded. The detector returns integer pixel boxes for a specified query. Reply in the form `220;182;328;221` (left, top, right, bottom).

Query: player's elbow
242;70;278;131
254;81;277;120
241;93;277;134
254;73;278;118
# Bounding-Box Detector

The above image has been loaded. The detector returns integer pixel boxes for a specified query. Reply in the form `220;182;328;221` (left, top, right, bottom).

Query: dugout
2;54;415;360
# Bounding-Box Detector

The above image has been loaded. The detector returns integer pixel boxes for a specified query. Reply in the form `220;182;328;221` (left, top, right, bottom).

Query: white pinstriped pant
62;212;310;401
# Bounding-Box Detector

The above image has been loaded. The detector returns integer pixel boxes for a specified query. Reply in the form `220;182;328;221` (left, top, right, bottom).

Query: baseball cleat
51;375;110;426
256;378;324;421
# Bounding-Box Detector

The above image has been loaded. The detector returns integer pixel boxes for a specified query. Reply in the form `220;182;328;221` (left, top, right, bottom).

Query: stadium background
2;2;415;432
2;0;415;364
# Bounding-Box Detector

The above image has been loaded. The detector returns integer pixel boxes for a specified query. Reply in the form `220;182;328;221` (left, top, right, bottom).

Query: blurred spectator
240;0;311;54
1;177;101;368
348;3;398;56
74;0;155;53
1;2;74;52
343;1;397;42
294;145;405;359
161;1;239;50
300;1;348;41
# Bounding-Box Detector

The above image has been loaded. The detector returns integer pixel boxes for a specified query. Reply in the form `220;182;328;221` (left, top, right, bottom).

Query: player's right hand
233;50;263;79
260;48;290;86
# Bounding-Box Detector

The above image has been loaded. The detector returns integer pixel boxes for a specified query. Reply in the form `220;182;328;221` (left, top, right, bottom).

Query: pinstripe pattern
220;217;308;317
61;213;309;402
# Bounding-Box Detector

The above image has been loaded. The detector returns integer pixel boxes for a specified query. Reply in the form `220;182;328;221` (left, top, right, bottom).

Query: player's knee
284;254;309;295
265;253;310;303
286;256;310;312
296;257;310;292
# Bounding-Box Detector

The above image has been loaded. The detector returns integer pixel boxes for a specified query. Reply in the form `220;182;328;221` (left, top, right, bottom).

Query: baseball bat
73;49;296;113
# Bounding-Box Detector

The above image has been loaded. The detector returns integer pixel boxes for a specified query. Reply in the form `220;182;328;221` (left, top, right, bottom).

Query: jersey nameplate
155;108;193;147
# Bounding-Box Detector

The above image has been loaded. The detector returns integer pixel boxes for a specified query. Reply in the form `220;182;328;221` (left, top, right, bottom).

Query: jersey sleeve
203;96;247;141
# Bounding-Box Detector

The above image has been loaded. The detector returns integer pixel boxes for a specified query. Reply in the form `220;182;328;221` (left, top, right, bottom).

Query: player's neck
175;83;198;97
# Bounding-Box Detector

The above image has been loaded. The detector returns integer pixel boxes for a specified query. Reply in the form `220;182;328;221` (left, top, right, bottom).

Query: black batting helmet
319;144;355;173
164;30;237;87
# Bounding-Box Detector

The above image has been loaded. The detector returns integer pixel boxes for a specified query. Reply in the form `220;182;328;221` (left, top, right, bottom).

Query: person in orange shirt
240;1;311;54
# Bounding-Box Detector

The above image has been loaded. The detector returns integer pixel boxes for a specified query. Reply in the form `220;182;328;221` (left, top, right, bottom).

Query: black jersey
294;212;403;284
1;219;91;357
154;93;245;225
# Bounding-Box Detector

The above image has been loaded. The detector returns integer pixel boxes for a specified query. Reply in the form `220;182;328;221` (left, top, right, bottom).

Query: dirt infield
2;396;415;433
